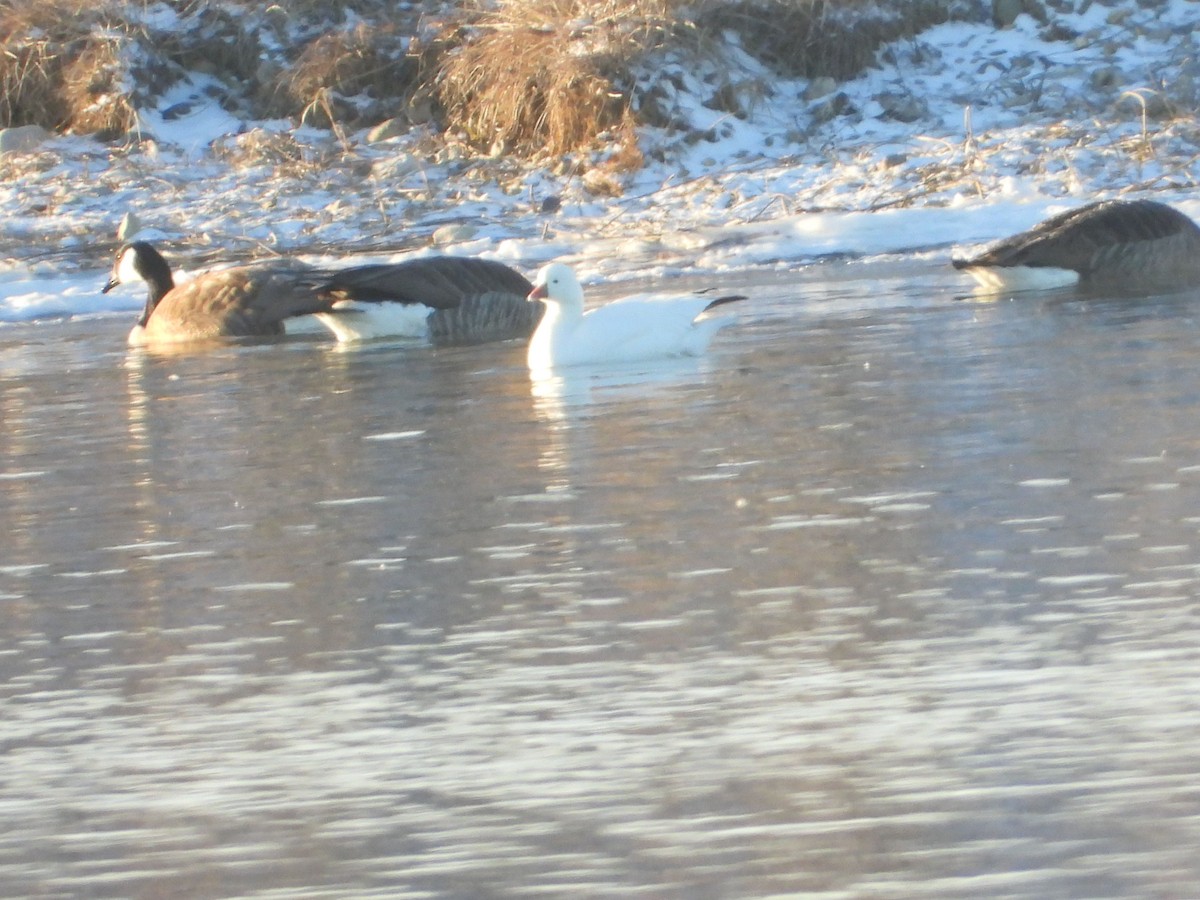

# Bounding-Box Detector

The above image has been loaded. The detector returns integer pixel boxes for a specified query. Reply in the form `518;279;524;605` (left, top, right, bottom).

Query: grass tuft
59;33;138;138
0;0;138;134
269;22;423;128
437;0;675;160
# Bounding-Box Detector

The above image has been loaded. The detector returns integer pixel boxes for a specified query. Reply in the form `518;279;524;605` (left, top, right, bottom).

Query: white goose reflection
529;355;713;421
529;356;716;500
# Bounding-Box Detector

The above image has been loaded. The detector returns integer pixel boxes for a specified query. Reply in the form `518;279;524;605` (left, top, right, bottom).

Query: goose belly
314;301;432;342
963;264;1080;293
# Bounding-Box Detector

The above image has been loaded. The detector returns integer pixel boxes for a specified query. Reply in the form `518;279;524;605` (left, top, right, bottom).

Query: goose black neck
131;242;175;325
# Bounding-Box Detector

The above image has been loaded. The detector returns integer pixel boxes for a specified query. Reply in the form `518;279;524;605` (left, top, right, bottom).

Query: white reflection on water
531;358;714;499
529;354;712;417
3;266;1200;896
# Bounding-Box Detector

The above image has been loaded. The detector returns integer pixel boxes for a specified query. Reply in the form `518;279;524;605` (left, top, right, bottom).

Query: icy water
4;259;1200;898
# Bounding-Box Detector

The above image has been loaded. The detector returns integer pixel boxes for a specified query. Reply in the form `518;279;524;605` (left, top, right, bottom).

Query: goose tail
701;294;748;313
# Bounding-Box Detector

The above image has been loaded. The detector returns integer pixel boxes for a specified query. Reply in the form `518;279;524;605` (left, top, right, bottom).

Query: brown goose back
322;256;534;309
141;263;334;342
953;199;1200;291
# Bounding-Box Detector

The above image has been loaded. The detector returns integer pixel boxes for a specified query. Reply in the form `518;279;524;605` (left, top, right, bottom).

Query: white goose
526;263;745;371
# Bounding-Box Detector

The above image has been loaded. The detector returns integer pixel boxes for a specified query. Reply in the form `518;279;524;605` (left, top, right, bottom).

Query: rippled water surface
4;260;1200;898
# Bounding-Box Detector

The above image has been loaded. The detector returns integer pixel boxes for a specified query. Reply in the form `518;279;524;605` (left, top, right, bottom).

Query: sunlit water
3;259;1200;898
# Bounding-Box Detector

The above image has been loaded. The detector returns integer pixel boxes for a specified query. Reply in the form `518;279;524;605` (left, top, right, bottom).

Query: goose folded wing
152;268;335;338
575;295;729;353
321;257;533;309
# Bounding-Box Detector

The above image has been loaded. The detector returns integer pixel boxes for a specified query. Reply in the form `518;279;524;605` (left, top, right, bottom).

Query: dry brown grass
159;5;263;84
0;0;973;174
268;22;423;128
699;0;960;81
0;0;421;136
434;0;966;164
437;0;675;161
0;0;137;134
212;129;305;166
208;0;396;16
59;35;138;136
0;37;61;130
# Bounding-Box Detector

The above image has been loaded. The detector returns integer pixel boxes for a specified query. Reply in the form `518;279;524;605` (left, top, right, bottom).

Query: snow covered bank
0;0;1198;326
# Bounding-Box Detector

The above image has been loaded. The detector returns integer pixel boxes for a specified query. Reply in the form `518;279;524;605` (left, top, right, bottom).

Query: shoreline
1;2;1198;323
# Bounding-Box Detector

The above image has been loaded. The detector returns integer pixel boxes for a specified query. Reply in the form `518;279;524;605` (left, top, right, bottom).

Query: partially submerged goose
103;242;540;347
103;242;339;346
526;262;745;371
317;256;539;344
952;199;1200;294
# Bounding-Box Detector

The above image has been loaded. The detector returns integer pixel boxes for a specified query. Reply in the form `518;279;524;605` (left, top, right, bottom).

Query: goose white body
958;264;1080;293
314;301;433;342
527;263;741;371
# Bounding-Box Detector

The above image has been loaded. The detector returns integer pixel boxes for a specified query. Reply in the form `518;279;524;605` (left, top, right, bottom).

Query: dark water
3;260;1200;898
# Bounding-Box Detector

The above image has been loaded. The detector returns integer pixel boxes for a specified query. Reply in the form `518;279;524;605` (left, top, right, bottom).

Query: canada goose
526;262;746;371
952;199;1200;293
102;241;337;346
102;243;541;347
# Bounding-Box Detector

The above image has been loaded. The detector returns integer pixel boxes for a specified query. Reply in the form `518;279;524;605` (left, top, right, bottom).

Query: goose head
103;242;175;326
528;262;585;314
